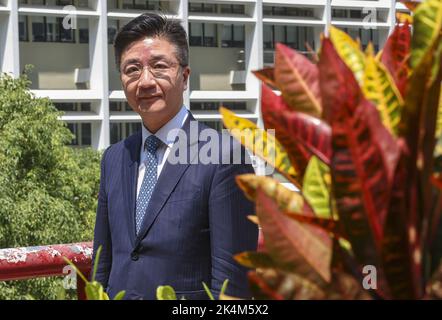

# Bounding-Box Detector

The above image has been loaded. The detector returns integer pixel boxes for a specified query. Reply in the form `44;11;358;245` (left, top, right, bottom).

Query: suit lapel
122;131;142;248
134;114;200;247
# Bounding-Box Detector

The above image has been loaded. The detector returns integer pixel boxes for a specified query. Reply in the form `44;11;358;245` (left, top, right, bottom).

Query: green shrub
0;68;101;299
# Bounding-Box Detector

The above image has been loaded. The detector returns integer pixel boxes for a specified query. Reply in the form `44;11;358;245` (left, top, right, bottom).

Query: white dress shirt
137;105;189;198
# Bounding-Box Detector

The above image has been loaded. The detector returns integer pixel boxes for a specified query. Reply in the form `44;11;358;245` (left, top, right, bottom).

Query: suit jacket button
131;252;139;261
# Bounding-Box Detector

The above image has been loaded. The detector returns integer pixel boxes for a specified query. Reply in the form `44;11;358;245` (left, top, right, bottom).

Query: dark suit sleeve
208;144;258;299
91;148;112;288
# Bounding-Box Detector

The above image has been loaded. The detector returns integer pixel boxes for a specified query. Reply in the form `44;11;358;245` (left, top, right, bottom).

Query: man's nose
138;66;156;88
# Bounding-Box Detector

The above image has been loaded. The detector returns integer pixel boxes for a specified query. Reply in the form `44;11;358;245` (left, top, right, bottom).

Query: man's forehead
121;37;176;61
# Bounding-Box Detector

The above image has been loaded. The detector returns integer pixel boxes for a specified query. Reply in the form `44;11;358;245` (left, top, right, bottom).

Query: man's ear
182;66;190;91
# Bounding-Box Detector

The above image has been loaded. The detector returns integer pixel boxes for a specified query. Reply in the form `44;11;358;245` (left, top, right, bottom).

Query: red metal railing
0;242;92;300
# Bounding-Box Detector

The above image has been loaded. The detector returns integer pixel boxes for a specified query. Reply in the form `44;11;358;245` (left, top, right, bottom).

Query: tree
0;68;101;299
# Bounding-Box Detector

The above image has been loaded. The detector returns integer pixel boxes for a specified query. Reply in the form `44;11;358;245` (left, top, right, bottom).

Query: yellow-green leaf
113;291;126;300
302;156;332;219
85;281;110;300
234;251;277;269
437;86;442;139
329;26;365;84
236;174;304;213
220;107;298;185
156;286;177;300
411;0;442;69
363;48;404;136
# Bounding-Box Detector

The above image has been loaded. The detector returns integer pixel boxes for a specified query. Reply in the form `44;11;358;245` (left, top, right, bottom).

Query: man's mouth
138;95;161;102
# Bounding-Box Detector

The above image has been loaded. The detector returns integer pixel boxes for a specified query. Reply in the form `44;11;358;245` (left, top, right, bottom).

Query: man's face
120;37;190;131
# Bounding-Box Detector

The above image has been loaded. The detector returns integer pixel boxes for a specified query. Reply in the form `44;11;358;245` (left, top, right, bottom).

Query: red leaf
382;147;422;299
318;39;400;273
256;188;332;283
261;83;310;176
248;271;284;300
262;84;332;176
283;211;346;240
253;68;278;90
381;22;411;96
274;43;322;117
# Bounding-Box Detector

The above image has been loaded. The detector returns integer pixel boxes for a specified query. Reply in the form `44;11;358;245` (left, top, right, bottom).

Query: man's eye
154;64;168;69
126;67;140;74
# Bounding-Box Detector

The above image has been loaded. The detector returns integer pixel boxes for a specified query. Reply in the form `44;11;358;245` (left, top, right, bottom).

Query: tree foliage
0;69;101;299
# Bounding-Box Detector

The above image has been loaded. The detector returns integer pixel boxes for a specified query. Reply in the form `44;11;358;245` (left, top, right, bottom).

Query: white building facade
1;0;407;150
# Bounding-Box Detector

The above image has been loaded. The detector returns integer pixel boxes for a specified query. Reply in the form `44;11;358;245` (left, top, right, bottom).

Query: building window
122;0;164;11
31;16;75;43
55;102;91;112
263;6;314;18
220;4;245;14
201;120;224;132
110;122;141;144
190;101;247;111
81;123;91;145
188;3;245;14
189;3;217;13
19;16;29;42
78;19;89;43
222;25;245;48
109;101;132;112
189;23;217;47
56;0;74;6
67;123;92;146
332;9;382;21
343;28;380;51
263;25;315;52
108;20;119;45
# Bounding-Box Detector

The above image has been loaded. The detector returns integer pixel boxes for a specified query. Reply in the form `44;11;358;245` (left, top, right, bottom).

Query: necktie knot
145;135;162;154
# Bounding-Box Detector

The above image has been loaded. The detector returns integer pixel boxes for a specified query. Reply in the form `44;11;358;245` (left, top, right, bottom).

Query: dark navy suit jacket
92;114;258;300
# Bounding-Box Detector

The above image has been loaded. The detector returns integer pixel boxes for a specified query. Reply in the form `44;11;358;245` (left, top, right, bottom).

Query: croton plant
220;0;442;299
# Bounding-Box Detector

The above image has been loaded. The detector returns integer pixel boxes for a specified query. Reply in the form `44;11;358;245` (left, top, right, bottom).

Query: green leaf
220;280;229;297
235;174;304;213
85;281;110;300
91;245;102;282
329;26;365;84
363;48;404;136
113;291;126;300
410;0;442;69
202;282;215;300
220;107;299;186
156;286;177;300
302;156;331;219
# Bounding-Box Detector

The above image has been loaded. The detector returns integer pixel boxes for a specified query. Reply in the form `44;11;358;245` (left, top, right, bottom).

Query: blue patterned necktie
135;135;162;235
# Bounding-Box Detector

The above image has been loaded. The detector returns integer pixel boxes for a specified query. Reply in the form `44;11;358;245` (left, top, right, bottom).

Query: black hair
113;13;189;71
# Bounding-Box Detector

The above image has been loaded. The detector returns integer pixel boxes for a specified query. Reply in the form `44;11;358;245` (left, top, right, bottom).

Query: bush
0;68;101;299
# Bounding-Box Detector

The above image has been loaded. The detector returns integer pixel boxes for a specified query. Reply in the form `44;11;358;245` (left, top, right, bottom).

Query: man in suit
92;13;258;300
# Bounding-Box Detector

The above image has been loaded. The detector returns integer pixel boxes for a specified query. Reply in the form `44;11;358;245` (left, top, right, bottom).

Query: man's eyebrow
121;58;141;68
149;54;171;62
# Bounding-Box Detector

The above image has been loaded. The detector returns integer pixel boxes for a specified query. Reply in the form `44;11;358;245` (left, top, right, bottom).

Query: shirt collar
141;105;189;149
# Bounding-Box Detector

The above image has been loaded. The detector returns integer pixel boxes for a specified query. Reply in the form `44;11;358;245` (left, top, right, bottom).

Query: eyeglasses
121;61;184;80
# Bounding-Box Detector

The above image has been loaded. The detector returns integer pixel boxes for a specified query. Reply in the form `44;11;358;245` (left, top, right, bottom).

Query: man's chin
137;101;165;114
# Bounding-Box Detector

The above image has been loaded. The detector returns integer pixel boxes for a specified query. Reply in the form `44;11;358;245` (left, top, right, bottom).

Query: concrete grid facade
0;0;408;151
